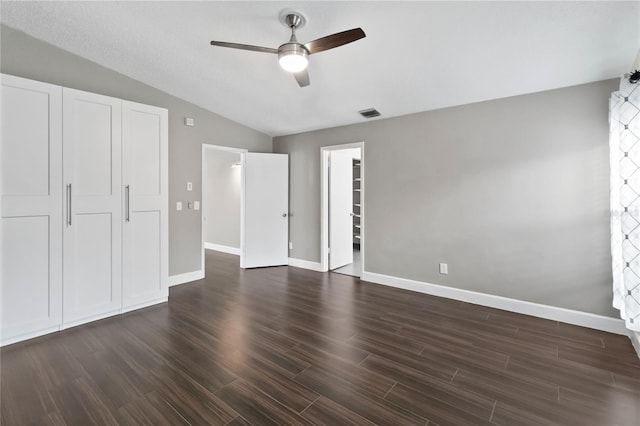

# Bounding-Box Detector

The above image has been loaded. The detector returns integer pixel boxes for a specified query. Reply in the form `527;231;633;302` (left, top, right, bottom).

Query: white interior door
1;74;63;344
62;88;122;327
122;101;168;311
329;151;354;270
242;153;288;268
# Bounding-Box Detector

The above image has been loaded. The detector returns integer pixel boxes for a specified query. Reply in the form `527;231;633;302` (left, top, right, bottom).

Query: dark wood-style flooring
2;250;640;425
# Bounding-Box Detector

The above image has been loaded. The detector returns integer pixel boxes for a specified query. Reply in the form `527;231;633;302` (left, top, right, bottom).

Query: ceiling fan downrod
278;13;309;73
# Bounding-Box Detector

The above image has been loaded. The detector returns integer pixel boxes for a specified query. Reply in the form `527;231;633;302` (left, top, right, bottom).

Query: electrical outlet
186;182;193;191
289;241;293;250
176;201;182;211
184;117;195;127
194;201;200;210
439;263;448;275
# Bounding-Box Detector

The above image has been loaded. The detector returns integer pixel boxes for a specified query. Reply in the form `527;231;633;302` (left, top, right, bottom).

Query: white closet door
122;101;168;311
62;88;122;327
1;74;63;344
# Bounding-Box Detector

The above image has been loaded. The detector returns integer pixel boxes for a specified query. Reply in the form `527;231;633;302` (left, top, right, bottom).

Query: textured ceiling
2;1;639;137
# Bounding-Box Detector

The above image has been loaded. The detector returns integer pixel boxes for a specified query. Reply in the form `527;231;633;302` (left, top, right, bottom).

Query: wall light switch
176;201;183;211
194;201;200;210
187;202;193;209
186;182;193;191
184;117;195;127
439;263;448;275
289;241;293;250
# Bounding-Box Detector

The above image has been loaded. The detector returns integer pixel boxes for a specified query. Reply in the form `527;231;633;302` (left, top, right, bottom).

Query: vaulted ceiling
2;1;638;136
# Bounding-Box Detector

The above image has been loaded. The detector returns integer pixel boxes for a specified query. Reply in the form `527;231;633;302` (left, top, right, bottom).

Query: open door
329;151;354;270
242;153;289;268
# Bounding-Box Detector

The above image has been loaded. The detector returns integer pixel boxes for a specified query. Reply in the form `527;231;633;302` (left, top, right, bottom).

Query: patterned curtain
610;77;640;331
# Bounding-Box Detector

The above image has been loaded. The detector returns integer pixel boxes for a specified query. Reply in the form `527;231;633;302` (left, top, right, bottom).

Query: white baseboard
630;331;640;358
62;309;122;331
205;242;240;256
168;269;204;287
361;271;628;335
288;257;324;272
1;325;61;347
121;298;168;314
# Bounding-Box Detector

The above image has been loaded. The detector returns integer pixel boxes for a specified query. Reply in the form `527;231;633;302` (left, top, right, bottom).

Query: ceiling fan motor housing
278;42;309;72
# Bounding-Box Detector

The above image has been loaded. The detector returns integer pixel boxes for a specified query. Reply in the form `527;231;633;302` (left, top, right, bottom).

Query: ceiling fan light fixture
278;43;308;73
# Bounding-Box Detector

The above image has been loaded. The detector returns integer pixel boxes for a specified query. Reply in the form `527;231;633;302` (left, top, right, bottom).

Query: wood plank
300;396;377;426
385;383;494;425
361;354;494;417
215;379;314;426
293;366;426;425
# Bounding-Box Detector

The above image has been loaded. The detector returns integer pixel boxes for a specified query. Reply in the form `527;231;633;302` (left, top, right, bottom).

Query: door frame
201;144;247;273
320;142;365;273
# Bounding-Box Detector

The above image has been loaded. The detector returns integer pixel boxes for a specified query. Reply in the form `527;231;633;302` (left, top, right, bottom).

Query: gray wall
274;79;619;317
203;149;241;248
1;25;272;276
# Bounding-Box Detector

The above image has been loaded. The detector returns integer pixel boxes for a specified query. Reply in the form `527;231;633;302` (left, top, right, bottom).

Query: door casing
320;142;365;273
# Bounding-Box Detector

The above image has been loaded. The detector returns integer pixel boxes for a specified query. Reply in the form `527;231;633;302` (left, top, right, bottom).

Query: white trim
61;309;122;331
1;325;61;347
203;144;249;153
121;298;167;314
168;269;204;287
361;271;628;335
321;142;365;273
239;153;247;268
630;331;640;358
205;242;241;255
201;144;247;274
288;257;324;272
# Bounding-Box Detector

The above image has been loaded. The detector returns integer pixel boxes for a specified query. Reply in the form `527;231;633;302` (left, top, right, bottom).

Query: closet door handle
125;185;130;222
67;184;72;226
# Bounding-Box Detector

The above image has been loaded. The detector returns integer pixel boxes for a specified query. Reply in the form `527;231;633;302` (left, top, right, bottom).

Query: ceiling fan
210;12;366;87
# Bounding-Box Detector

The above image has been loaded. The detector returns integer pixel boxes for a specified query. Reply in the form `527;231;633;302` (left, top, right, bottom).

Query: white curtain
610;77;640;331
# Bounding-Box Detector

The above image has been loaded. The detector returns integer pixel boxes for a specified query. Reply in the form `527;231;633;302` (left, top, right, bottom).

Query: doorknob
282;213;288;217
350;212;355;217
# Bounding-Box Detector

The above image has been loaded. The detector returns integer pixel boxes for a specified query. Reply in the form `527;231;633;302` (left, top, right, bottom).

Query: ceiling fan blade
210;41;278;54
294;69;310;87
305;28;366;54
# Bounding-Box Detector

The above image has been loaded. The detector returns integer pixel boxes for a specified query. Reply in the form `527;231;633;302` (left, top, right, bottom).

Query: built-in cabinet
1;74;168;345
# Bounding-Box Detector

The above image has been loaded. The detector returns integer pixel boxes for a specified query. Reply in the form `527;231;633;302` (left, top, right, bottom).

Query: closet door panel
73;101;114;196
130;110;161;195
0;74;63;345
62;88;122;327
72;214;113;308
125;211;161;303
2;217;53;333
122;101;168;310
1;85;51;196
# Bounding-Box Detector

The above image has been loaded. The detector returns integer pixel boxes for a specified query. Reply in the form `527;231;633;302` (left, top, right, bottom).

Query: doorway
201;145;247;270
321;142;364;277
201;145;289;272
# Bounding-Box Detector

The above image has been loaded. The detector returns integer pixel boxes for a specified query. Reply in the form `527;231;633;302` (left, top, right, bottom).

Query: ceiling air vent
358;108;381;119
